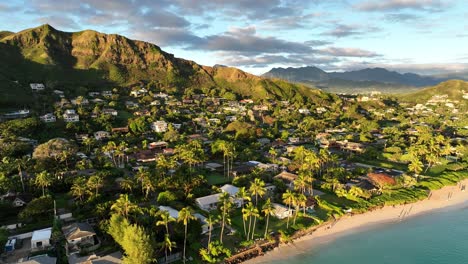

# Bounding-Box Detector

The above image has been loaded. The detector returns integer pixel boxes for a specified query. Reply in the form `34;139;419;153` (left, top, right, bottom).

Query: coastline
245;179;468;264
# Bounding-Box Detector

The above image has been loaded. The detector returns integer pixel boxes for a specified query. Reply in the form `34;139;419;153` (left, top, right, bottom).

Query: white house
195;193;221;211
194;213;209;234
102;108;118;116
40;113;56;123
63;109;79;123
151;121;168;133
31;227;52;250
272;203;294;219
94;131;110;140
298;108;310;114
30;83;45;91
220;184;239;197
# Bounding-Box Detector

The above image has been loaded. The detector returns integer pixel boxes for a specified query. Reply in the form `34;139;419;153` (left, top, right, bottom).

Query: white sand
245;179;468;264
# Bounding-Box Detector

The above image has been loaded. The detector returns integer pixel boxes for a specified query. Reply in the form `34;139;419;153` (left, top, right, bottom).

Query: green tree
178;207;196;264
87;175;103;197
262;198;275;239
218;192;232;243
249;178;266;205
199;241;231;263
70;177;87;202
111;194;139;218
282;190;295;229
35;171;53;196
107;214;154;264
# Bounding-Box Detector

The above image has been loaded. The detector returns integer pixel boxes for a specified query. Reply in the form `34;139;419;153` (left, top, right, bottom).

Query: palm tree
87;175;103;197
294;174;307;195
15;156;30;192
282;190;295;229
236;187;250;236
141;175;156;199
262;198;275;239
295;193;307;224
206;214;218;246
178;207;196;264
408;158;423;175
35;171;53;196
119;177;134;193
111;194;138;218
244;202;255;240
250;204;260;241
70;177;87;202
157;210;176;236
159;234;176;263
218;192;232;243
249;178;266;205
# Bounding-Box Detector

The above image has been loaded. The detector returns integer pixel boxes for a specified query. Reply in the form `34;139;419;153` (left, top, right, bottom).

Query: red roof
367;173;396;186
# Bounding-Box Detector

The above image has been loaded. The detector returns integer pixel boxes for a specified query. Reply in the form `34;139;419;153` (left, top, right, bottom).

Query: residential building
151;121;168;133
30;83;45;91
272;203;293;219
62;223;96;246
31;227;52;250
40;113;56;123
63;109;79;123
94;131;110;140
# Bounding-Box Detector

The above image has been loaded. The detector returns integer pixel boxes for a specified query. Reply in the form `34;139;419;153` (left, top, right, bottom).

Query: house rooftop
31;227;52;241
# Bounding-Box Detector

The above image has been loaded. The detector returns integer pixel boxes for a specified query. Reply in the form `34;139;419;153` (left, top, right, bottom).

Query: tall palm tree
282;190;295;229
141;175;156;199
111;194;138;218
244;202;255;240
35;171;53;196
160;234;176;263
249;178;266;205
262;198;275;239
157;211;176;235
206;214;218;246
250;204;260;241
295;193;307;224
236;187;250;236
15;156;30;192
178;207;196;264
218;192;232;243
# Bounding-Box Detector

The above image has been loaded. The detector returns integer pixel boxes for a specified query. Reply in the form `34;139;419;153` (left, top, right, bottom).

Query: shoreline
245;179;468;264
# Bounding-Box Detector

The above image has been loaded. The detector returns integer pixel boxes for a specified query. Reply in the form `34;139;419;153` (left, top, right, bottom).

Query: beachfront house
272;203;293;219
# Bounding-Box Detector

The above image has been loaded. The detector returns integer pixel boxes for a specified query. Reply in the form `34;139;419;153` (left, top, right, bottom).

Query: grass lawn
353;157;408;171
54;193;72;209
205;172;231;186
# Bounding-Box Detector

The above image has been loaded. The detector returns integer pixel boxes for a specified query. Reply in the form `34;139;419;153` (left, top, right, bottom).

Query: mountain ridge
0;24;330;108
262;65;464;93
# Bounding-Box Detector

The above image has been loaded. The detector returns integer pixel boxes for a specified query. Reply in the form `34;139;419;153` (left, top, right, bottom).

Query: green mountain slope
399;80;468;103
0;24;329;108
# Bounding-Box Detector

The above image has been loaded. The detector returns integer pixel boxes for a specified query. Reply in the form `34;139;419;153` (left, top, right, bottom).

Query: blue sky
1;0;467;75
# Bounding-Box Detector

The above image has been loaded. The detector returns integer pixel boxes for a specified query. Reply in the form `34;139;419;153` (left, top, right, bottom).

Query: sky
0;0;467;75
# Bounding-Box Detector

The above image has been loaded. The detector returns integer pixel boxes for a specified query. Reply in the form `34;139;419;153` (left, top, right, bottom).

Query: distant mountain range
263;66;468;94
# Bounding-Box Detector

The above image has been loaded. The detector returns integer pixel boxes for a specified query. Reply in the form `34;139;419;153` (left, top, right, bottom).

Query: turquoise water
274;204;468;264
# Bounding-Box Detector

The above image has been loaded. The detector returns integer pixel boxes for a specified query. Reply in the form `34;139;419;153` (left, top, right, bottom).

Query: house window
36;241;43;247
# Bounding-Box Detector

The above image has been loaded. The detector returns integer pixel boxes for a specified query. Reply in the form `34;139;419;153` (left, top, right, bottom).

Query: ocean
273;204;468;264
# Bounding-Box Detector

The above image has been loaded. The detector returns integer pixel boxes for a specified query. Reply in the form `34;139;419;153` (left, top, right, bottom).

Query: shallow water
273;204;468;264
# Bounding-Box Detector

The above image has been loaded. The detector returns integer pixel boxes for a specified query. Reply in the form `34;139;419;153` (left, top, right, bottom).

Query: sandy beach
245;179;468;264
